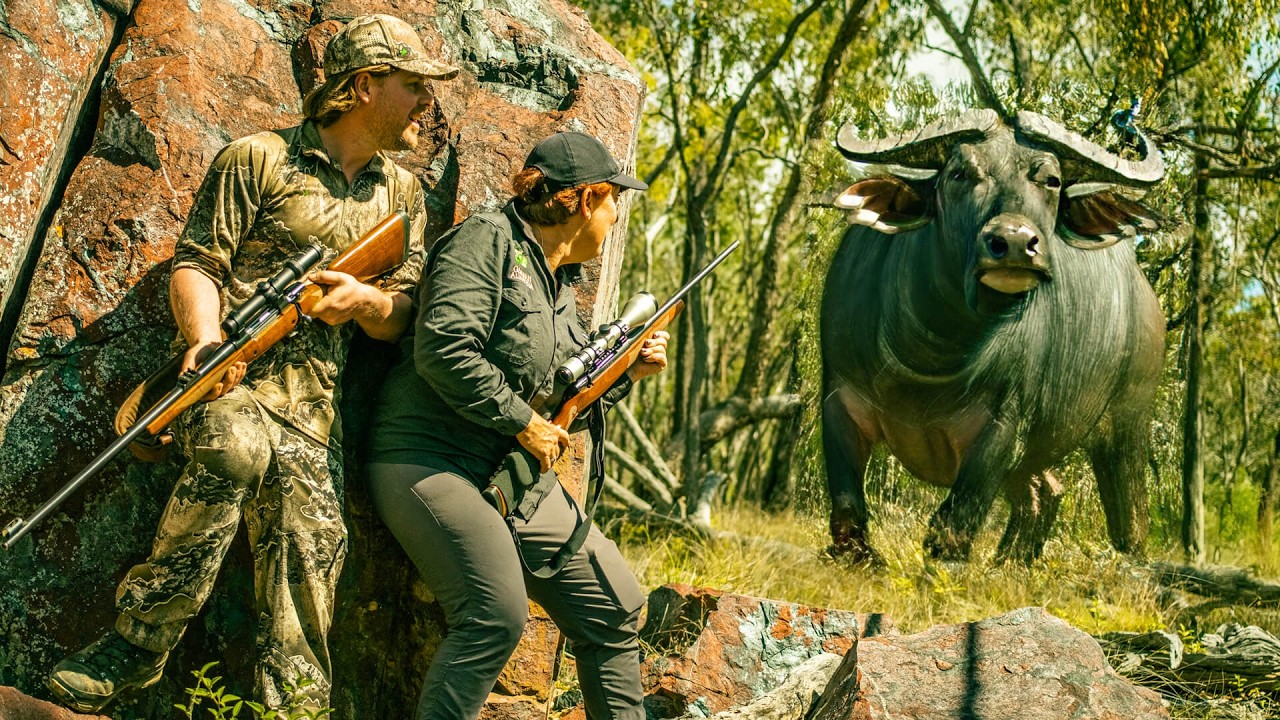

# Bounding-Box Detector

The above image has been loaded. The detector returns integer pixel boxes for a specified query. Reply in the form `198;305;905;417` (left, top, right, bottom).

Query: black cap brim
610;172;649;191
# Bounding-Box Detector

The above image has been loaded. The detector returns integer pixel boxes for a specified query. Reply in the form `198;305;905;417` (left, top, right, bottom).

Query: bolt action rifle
485;240;739;577
2;212;412;549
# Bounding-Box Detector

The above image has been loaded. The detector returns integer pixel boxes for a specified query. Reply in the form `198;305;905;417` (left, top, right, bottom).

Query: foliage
175;662;332;720
586;0;1280;567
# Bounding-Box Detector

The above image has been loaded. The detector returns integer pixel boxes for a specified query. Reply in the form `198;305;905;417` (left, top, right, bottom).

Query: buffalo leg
995;470;1064;565
926;423;1018;562
821;388;876;561
1089;412;1151;555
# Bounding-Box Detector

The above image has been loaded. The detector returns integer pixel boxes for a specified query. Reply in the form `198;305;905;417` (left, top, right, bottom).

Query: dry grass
603;497;1280;718
613;502;1174;635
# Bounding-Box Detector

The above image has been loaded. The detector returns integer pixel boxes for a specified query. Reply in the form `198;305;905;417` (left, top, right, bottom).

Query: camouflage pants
113;385;346;709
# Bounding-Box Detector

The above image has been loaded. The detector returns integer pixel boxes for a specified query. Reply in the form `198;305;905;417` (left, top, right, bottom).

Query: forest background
575;0;1280;705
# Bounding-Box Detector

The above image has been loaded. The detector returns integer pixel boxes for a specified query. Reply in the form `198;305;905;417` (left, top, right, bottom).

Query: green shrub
176;662;332;720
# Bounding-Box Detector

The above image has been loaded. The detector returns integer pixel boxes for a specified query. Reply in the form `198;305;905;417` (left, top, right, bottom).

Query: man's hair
511;167;613;226
302;65;395;127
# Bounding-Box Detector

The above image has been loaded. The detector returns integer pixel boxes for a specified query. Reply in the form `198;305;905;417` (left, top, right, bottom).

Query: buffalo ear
1059;183;1160;249
835;177;932;235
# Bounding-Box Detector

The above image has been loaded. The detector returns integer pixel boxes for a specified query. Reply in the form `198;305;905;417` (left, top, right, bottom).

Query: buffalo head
833;109;1163;314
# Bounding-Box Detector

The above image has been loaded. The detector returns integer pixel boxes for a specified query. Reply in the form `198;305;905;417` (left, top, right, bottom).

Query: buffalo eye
1030;160;1061;189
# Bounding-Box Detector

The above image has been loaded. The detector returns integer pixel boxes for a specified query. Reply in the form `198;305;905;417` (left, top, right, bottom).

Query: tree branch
693;0;829;210
603;474;654;513
605;440;675;507
736;0;870;397
699;394;804;446
991;0;1030;103
923;0;1010;120
1200;161;1280;181
614;401;681;493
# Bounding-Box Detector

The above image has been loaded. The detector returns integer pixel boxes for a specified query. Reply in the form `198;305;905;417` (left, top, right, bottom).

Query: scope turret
556;292;658;384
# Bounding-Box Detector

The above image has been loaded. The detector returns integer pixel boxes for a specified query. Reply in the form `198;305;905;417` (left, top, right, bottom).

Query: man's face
366;70;432;152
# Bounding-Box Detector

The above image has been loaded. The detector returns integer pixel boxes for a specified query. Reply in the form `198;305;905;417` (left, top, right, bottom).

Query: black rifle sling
505;407;606;579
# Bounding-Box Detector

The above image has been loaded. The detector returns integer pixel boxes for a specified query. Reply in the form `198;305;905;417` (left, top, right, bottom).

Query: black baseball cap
524;132;649;192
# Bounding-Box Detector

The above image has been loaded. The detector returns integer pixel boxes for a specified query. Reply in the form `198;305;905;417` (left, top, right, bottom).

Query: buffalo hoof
825;538;885;568
924;527;973;564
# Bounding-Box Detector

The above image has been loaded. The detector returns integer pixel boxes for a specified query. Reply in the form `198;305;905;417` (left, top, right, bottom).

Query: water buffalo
820;109;1165;564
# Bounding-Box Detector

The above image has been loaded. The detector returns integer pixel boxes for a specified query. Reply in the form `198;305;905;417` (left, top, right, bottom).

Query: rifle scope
222;243;325;336
556;292;658;384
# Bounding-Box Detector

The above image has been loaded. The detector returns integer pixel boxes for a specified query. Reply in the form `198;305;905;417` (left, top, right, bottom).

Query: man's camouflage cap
325;14;459;80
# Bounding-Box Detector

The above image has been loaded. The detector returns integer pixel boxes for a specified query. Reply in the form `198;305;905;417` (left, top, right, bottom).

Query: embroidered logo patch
508;264;535;289
514;248;529;267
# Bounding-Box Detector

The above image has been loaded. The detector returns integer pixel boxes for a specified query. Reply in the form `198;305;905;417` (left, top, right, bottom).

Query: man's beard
393;123;419;151
377;114;419;152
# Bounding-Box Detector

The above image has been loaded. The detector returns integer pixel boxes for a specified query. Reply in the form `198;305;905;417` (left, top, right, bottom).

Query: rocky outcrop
0;0;121;337
811;607;1169;720
0;686;107;720
0;1;642;718
637;584;869;718
555;593;1167;720
0;602;1183;720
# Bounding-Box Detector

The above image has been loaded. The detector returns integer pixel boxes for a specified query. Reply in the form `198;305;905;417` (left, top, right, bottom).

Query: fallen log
1142;562;1280;608
1100;623;1280;694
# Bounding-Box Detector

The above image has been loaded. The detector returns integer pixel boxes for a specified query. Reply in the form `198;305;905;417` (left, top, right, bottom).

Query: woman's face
568;185;620;263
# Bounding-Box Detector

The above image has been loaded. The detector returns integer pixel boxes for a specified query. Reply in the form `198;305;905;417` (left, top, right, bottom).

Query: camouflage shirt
172;121;426;448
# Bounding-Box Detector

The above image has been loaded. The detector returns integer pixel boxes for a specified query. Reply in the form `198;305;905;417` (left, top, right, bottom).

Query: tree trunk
1260;430;1280;552
736;0;869;397
1181;153;1209;565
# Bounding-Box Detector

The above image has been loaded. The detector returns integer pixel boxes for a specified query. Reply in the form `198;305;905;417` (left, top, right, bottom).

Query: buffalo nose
982;218;1040;260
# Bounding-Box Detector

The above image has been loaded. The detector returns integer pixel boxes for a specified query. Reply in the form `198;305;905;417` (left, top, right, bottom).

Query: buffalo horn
836;109;1001;169
1016;111;1164;187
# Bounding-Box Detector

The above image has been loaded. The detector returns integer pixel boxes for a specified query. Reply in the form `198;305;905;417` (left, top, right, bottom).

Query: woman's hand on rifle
625;330;669;383
517;414;570;472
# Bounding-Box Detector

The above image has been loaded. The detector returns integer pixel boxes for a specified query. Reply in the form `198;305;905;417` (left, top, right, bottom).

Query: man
46;14;455;713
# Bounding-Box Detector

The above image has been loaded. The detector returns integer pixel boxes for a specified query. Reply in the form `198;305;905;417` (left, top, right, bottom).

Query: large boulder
0;686;107;720
809;607;1169;720
0;0;121;329
637;584;873;718
0;0;643;717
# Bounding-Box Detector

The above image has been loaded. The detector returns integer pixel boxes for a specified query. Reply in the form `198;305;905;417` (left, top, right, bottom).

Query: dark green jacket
371;202;631;485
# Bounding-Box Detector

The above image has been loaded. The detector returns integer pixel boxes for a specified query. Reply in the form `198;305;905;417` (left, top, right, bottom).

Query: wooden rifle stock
1;212;409;549
121;212;410;439
548;299;684;430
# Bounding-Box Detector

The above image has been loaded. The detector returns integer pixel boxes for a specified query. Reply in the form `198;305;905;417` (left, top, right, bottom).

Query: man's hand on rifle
517;414;570;473
625;330;669;383
182;340;248;402
308;270;411;342
308;270;391;325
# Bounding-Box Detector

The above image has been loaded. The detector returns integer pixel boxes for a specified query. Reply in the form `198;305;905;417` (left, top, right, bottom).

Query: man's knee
182;399;272;485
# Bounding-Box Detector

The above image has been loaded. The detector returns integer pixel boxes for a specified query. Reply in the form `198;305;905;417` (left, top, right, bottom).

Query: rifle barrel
1;340;241;550
648;241;740;325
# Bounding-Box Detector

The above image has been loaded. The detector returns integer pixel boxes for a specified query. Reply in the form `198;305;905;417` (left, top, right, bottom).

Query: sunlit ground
598;498;1280;719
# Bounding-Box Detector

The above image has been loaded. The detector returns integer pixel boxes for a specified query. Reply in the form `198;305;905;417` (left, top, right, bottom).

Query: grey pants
367;463;646;720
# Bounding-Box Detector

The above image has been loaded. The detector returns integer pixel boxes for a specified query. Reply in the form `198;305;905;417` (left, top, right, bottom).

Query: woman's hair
512;167;613;225
302;65;395;127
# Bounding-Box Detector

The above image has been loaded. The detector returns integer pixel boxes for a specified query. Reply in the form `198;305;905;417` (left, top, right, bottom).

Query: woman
368;131;664;720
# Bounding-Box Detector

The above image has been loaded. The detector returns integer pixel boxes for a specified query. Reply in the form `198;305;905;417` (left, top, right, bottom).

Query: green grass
611;503;1175;636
